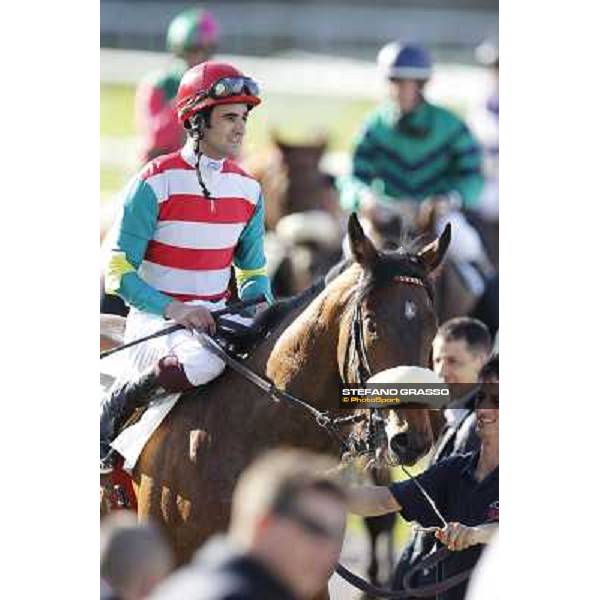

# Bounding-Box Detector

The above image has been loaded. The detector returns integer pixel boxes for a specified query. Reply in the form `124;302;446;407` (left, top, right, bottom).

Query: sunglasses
282;508;345;543
206;76;260;100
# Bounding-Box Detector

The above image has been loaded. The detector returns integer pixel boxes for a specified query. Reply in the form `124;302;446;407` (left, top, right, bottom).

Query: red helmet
176;62;261;123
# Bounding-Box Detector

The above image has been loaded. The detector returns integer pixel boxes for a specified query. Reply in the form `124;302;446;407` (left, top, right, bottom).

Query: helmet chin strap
189;113;212;199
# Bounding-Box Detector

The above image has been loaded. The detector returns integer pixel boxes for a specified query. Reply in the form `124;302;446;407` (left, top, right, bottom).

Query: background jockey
135;7;220;163
100;61;273;472
338;41;493;296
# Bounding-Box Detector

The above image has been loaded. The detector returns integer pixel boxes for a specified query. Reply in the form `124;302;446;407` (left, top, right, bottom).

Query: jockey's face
388;78;424;113
201;103;249;159
432;337;488;384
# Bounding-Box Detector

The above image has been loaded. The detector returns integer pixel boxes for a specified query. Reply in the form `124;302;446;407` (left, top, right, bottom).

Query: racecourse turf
101;83;376;198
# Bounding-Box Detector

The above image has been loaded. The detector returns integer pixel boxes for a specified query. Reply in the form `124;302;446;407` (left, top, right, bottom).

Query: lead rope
351;300;448;527
399;464;448;528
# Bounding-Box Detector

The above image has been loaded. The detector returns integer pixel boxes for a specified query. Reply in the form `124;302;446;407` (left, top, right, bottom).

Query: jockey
101;61;273;472
134;7;220;162
338;41;493;294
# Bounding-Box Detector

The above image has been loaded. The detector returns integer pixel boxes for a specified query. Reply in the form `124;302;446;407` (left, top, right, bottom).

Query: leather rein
195;275;472;598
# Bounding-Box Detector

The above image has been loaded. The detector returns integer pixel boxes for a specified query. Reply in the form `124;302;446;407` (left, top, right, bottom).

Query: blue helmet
475;40;499;67
377;41;432;80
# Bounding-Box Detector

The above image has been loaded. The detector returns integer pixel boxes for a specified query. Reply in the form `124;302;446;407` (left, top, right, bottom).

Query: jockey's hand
165;301;217;335
435;522;486;551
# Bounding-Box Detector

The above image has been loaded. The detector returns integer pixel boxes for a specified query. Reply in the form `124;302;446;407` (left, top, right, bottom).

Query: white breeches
434;210;488;265
122;299;252;387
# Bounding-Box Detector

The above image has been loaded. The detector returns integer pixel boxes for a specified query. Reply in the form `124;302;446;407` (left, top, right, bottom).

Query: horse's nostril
391;432;409;451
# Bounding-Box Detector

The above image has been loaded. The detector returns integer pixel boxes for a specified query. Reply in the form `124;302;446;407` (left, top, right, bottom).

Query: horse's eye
365;316;377;334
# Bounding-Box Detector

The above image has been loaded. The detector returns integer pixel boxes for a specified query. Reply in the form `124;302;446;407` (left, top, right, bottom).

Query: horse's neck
263;266;361;405
286;170;323;212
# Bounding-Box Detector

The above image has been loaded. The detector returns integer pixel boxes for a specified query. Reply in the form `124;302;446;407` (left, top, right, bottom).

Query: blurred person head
229;449;348;599
475;40;499;72
377;41;432;113
176;61;261;160
432;317;492;384
476;40;499;97
101;512;174;600
475;354;499;441
166;7;220;68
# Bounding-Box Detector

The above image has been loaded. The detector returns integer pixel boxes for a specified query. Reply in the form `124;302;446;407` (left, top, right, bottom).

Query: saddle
214;298;298;358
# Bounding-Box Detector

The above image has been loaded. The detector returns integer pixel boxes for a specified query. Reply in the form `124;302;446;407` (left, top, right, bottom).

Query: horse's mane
250;276;326;337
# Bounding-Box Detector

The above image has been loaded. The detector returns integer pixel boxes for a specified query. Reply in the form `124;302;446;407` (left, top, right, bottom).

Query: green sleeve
105;178;173;315
233;194;274;305
338;118;379;212
448;124;485;209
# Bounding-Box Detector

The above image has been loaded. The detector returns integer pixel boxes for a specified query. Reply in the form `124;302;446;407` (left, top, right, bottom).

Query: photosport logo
338;384;451;409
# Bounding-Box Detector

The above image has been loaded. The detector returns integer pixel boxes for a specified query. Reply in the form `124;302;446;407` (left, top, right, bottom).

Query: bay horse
132;215;451;574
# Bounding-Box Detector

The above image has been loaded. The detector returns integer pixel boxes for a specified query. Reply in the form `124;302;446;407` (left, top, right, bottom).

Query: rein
336;548;473;598
111;272;469;597
197;334;365;454
99;295;266;359
195;275;466;599
334;274;470;598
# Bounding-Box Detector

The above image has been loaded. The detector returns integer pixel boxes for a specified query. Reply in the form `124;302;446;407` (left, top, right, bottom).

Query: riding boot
100;369;163;473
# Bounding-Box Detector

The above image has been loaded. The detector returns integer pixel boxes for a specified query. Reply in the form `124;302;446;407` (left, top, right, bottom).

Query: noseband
188;273;465;598
343;274;428;456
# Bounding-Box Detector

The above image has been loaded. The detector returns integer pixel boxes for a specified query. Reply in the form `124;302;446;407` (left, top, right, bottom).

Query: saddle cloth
112;391;181;472
100;350;180;472
102;308;255;473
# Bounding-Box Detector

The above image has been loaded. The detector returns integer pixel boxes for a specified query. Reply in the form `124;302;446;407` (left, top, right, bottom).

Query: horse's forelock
349;248;433;311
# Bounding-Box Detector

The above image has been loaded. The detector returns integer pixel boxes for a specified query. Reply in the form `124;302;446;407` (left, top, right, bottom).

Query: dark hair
479;353;499;381
436;317;492;355
184;106;215;134
272;476;347;517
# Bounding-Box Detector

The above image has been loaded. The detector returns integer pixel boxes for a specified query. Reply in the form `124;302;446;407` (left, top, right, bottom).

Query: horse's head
272;131;328;174
340;213;451;465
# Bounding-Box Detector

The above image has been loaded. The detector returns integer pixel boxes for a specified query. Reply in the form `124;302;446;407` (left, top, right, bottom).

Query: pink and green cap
166;7;220;56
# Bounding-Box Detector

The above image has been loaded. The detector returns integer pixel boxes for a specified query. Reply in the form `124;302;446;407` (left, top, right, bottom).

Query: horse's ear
418;223;451;275
348;213;378;267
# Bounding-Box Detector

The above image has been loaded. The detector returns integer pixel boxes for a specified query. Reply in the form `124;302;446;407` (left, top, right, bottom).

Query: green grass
101;84;137;137
100;164;131;200
101;82;375;149
101;83;375;196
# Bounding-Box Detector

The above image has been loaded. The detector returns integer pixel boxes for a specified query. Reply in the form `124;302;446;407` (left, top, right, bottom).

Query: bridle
333;273;475;598
137;271;470;597
342;274;432;458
